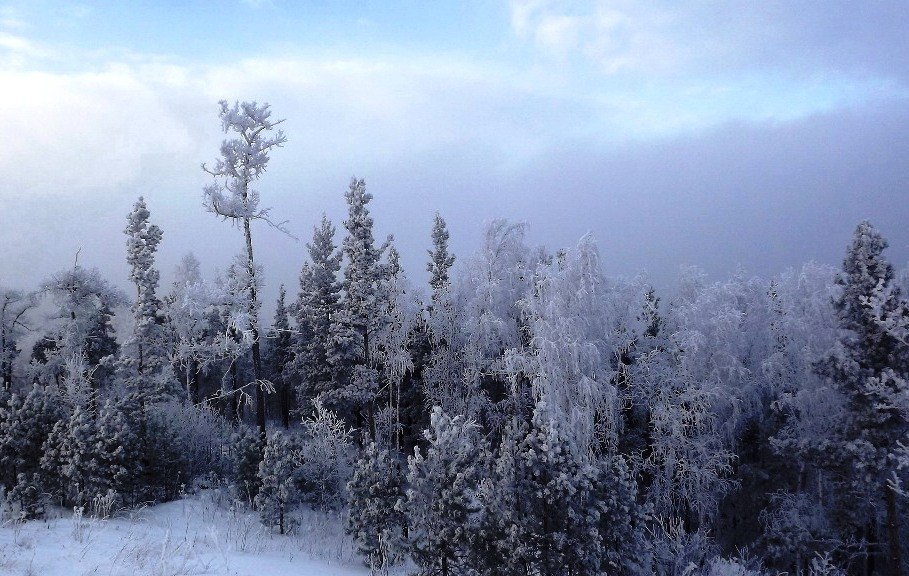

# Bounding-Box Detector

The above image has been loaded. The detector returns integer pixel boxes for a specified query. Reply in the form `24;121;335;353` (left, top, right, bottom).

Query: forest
0;101;907;576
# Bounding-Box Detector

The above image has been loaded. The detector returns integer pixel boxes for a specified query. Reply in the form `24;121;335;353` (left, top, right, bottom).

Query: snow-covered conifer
329;178;388;437
230;424;265;505
816;220;909;574
266;285;293;428
346;441;406;567
290;215;342;416
404;407;482;576
256;430;302;534
119;196;172;403
480;402;645;575
0;384;63;492
427;213;455;296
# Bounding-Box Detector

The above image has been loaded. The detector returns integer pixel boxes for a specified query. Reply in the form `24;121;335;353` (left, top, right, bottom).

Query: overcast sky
1;1;907;309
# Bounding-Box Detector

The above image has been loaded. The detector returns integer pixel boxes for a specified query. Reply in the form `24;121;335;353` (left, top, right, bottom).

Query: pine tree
346;441;407;567
427;213;455;297
404;407;482;576
90;398;142;508
40;418;70;506
816;220;908;576
330;178;387;437
290;215;341;417
0;384;63;492
230;424;265;505
60;404;99;507
120;196;171;403
202;100;287;436
255;430;302;534
266;286;293;428
480;403;646;575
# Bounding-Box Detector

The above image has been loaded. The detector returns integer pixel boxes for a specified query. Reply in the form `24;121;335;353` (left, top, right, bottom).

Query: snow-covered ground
0;492;372;575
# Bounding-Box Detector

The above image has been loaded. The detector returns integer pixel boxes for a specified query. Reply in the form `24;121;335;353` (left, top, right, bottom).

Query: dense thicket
1;102;906;576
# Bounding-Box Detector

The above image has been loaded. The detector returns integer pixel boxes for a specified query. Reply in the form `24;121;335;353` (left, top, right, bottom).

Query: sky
1;0;908;311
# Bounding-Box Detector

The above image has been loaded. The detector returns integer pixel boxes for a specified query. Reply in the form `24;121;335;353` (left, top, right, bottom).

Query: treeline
0;102;907;576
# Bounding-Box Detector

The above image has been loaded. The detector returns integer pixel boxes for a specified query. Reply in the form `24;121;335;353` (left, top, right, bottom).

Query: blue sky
1;1;908;302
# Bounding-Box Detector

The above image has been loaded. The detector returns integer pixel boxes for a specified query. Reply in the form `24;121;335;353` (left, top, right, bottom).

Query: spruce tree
266;285;293;428
330;178;387;437
290;215;341;417
427;213;455;297
816;220;908;576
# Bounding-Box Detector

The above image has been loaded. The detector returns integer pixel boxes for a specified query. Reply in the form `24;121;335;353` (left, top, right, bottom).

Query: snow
0;492;371;575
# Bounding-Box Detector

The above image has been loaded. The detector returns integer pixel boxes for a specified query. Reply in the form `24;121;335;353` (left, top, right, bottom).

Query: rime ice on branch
202;100;287;435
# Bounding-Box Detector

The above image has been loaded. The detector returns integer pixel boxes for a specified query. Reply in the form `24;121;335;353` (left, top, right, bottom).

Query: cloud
509;1;909;82
0;7;907;316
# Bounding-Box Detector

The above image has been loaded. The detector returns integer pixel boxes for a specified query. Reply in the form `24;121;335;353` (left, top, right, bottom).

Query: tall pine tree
290;215;342;417
817;220;908;576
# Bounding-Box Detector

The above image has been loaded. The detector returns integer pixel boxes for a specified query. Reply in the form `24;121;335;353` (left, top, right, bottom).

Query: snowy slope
0;493;371;575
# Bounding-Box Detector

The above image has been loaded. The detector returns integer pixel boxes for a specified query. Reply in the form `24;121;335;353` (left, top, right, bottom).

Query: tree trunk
243;218;266;437
280;379;290;429
886;481;903;576
189;359;200;405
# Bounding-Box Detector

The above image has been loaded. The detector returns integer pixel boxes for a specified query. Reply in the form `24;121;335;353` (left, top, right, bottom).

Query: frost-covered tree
372;246;419;451
815;221;908;575
289;215;342;417
31;265;124;392
0;383;63;493
422;214;467;430
0;288;37;391
346;441;407;567
256;430;302;534
330;178;388;437
479;402;645;576
427;213;455;296
506;234;620;454
452;220;534;430
296;399;354;509
119;196;172;403
404;407;482;576
202;100;287;435
266;285;292;428
230;423;265;505
165;253;213;403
